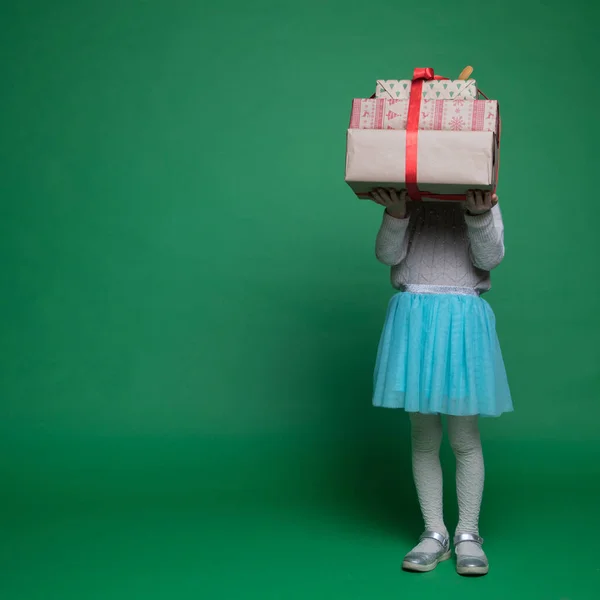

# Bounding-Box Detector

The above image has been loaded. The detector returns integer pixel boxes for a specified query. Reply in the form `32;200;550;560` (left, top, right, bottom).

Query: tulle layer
373;292;513;417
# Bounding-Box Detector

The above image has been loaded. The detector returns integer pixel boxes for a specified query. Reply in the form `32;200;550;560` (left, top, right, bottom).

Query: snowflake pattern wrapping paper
349;98;498;133
375;79;478;100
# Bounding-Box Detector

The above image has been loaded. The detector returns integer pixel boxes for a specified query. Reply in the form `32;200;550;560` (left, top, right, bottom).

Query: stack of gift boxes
344;68;500;201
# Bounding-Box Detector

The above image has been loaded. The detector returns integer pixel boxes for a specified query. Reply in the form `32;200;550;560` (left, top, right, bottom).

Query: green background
1;0;599;598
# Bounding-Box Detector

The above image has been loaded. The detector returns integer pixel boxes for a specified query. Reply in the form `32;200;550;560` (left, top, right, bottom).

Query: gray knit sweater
375;202;505;293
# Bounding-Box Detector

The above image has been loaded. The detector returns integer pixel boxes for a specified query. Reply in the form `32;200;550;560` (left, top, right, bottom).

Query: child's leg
409;412;447;542
402;413;451;571
447;415;487;566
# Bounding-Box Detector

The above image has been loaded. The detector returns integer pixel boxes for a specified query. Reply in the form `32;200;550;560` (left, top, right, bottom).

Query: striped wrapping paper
349;98;498;133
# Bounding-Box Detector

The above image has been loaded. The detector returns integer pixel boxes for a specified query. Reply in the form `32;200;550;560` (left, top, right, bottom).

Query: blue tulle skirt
373;291;513;417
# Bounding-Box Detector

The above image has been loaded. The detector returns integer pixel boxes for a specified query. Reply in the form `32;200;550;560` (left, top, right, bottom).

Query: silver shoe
402;530;451;572
454;533;489;576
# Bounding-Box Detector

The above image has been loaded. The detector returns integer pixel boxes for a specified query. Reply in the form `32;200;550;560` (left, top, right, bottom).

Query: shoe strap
420;530;449;550
454;533;484;546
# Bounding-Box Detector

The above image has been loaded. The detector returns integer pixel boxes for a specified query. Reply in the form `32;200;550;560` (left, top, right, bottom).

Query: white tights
409;413;485;558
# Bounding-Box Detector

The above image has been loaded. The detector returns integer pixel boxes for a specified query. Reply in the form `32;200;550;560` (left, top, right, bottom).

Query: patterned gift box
349;98;498;133
375;79;477;100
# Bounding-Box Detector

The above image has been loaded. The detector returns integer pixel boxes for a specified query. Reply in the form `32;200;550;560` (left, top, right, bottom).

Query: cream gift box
344;129;498;199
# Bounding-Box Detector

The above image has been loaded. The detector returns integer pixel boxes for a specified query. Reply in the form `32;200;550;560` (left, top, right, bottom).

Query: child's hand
466;191;498;216
369;188;408;219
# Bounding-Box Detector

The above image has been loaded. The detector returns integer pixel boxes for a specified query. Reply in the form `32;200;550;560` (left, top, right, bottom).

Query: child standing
369;187;513;576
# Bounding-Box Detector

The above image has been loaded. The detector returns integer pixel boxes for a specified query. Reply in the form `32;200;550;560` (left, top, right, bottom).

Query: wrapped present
345;67;500;201
376;79;477;100
345;129;498;199
349;98;498;133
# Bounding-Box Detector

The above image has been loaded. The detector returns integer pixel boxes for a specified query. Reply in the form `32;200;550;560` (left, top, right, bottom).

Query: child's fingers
378;188;392;204
371;188;389;205
465;190;475;210
387;188;399;203
370;191;385;205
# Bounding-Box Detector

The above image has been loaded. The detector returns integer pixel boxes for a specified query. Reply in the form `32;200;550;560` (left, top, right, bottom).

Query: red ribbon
405;68;447;200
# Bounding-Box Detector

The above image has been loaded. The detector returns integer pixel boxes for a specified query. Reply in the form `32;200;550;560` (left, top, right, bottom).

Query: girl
369;187;513;576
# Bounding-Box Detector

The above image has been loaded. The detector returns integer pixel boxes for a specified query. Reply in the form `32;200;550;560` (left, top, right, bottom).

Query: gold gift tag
458;66;474;80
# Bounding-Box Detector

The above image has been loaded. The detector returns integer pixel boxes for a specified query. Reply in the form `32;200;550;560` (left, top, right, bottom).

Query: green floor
2;439;599;599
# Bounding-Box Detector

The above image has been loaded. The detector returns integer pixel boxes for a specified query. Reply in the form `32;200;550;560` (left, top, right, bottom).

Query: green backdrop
1;0;599;598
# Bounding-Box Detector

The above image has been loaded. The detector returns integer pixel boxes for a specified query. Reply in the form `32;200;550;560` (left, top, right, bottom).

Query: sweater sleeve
464;204;505;271
375;211;411;266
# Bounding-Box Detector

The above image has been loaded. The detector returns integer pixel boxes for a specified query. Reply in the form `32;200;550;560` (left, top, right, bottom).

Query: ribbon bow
411;67;447;82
